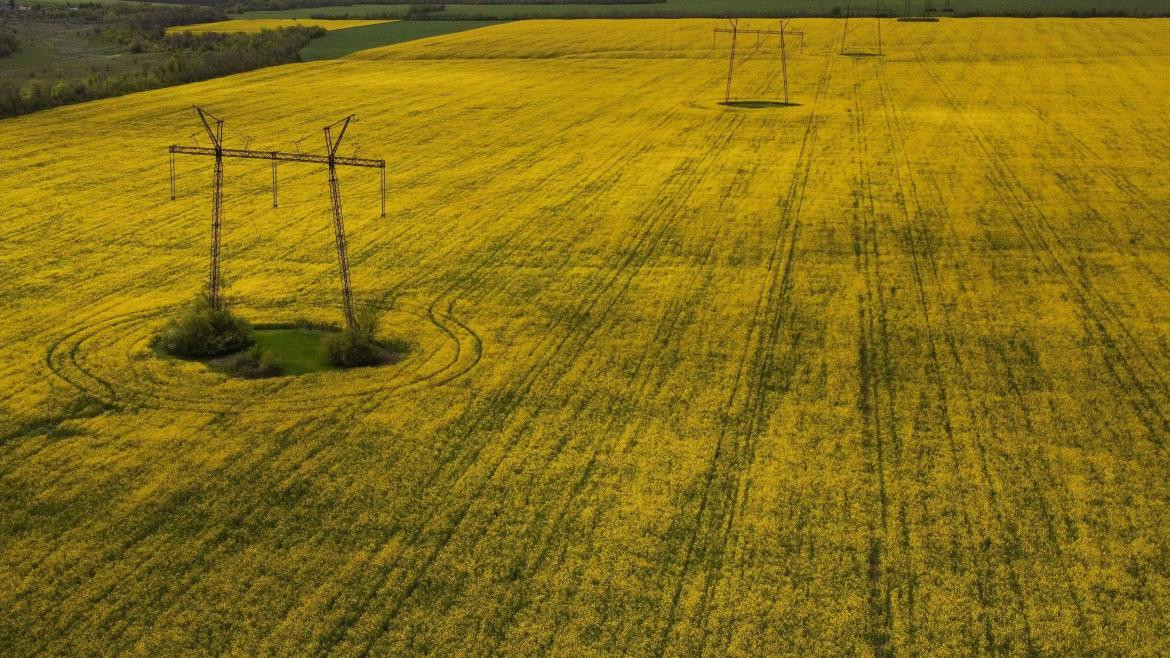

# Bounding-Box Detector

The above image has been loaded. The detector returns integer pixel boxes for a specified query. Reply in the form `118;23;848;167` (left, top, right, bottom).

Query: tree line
0;4;326;118
166;0;661;12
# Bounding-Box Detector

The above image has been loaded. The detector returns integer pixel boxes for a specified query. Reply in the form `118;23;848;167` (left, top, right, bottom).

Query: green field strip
300;19;508;60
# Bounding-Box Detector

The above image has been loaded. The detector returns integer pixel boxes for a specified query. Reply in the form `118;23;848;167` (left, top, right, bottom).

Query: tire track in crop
1008;101;1170;636
480;236;725;655
243;86;706;651
699;54;838;656
848;71;895;658
653;50;834;657
488;98;769;650
348;115;745;657
917;53;1170;452
0;260;187;386
48;333;416;652
346;71;693;415
869;62;992;653
690;54;838;656
1023;103;1170;328
921;58;1166;644
878;57;1097;652
544;151;763;655
40;297;479;415
84;381;426;652
298;109;746;656
241;93;697;647
350;66;685;305
95;394;409;653
26;316;470;646
342;67;687;403
19;403;366;655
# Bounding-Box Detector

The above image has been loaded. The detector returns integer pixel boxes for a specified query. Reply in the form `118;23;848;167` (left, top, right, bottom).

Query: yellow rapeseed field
167;18;391;34
3;17;1170;655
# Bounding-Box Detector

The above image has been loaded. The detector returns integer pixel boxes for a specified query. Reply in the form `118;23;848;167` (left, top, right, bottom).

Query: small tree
323;304;383;368
154;293;254;358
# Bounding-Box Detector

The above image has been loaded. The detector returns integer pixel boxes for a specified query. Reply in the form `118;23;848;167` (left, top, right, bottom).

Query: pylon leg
725;28;738;103
780;31;790;104
327;163;357;331
209;153;223;309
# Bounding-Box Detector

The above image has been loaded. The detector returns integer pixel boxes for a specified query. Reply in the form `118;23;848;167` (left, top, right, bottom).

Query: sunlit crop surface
3;18;1170;655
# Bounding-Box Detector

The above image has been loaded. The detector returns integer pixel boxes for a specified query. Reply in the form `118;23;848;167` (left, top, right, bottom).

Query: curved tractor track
43;297;482;414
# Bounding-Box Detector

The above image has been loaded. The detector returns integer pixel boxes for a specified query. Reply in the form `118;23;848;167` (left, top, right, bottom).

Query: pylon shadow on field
840;51;883;58
719;100;801;109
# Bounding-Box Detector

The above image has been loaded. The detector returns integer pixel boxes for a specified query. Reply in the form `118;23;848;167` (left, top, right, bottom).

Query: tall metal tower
168;107;387;330
712;19;805;104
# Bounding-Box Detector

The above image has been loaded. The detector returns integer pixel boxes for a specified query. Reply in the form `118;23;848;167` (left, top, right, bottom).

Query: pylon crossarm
715;28;784;36
169;145;384;169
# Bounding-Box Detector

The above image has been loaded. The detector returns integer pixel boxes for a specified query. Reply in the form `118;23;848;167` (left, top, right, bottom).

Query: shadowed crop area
3;17;1170;655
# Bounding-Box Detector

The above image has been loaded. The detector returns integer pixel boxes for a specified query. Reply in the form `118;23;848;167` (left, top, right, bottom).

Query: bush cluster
322;306;383;368
323;330;384;368
0;27;17;59
223;345;283;378
154;295;254;359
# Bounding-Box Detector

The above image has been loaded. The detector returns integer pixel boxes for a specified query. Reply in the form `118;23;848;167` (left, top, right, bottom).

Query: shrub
0;28;18;59
223;345;282;378
154;294;254;358
322;305;409;368
323;329;383;369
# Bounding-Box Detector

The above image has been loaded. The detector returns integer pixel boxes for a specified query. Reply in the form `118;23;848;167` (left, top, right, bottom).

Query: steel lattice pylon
168;107;386;331
712;19;805;105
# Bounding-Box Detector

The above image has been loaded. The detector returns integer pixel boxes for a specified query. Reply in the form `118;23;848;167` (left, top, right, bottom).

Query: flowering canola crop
3;17;1170;655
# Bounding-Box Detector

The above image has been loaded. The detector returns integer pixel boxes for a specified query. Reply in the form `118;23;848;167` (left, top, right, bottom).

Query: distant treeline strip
0;27;324;118
12;2;228;34
171;0;663;12
309;7;1170;20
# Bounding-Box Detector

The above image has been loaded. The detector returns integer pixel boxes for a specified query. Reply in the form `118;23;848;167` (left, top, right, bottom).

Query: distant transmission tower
712;19;805;104
898;0;941;21
168;106;387;330
840;0;884;56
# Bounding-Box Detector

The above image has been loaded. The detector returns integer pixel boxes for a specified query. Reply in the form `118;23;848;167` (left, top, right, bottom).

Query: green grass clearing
299;19;505;59
251;328;332;375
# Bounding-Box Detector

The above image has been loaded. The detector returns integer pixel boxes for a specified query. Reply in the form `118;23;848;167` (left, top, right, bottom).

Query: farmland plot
3;18;1170;655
